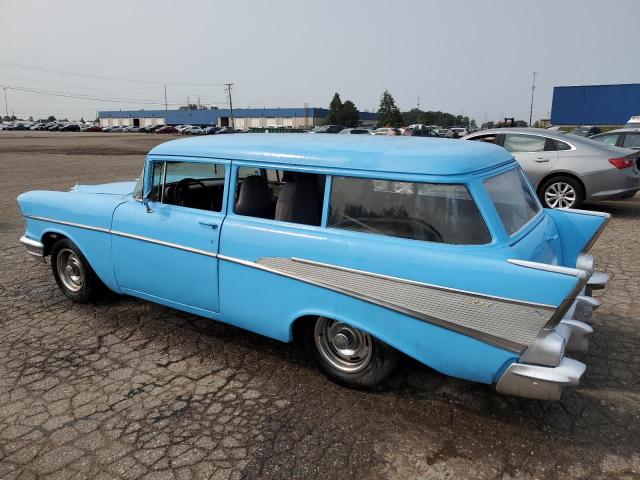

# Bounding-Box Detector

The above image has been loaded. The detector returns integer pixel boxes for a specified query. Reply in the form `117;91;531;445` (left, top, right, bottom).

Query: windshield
484;168;541;236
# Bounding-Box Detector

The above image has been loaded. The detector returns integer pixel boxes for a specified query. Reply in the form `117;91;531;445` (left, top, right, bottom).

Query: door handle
535;158;550;163
198;221;219;229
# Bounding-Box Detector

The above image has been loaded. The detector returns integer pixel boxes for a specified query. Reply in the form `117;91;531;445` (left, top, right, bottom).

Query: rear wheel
305;317;399;388
51;238;104;302
539;176;584;209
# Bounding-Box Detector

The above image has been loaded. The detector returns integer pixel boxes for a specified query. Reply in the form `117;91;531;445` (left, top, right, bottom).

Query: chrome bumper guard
19;236;45;262
497;254;608;400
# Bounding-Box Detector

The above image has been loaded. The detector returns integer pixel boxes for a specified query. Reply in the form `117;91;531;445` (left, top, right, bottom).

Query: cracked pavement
0;132;638;479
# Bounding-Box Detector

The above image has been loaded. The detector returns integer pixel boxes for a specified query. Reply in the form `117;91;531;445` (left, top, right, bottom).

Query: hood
71;181;136;195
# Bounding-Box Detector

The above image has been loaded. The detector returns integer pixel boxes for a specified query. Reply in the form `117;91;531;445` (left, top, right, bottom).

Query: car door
111;158;229;313
502;133;558;186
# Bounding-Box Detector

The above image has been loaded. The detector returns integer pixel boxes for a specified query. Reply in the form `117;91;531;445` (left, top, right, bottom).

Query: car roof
149;133;514;176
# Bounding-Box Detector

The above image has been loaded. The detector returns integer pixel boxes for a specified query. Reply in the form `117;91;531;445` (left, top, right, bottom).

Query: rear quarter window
484;168;541;236
328;177;491;245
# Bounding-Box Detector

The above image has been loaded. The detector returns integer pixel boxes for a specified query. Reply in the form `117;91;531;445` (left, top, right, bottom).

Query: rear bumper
496;255;607;400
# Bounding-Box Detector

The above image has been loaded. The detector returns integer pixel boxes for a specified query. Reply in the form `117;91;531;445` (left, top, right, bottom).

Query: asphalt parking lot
0;132;638;480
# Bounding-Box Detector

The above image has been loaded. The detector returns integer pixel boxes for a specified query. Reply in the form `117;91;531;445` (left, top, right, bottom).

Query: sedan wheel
51;238;104;302
540;176;583;209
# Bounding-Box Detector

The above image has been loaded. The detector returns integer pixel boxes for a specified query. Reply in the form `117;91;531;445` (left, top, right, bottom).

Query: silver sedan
463;128;640;208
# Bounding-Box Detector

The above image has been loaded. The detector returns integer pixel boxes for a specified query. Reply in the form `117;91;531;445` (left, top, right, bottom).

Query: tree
46;115;56;122
325;93;343;125
28;116;34;122
341;100;359;128
179;104;199;110
481;121;495;129
514;120;528;127
377;90;403;127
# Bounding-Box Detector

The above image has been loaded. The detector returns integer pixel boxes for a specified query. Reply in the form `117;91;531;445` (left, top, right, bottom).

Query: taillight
609;157;634;169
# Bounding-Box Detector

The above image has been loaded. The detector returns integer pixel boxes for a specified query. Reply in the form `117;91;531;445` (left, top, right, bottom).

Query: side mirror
142;192;153;213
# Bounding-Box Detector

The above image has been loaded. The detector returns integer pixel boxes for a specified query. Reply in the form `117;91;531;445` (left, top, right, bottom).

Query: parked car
569;126;602;137
339;128;373;135
402;127;440;137
84;125;103;132
463;128;640;208
449;127;468;138
60;123;81;132
17;135;610;400
373;127;402;136
204;126;222;135
436;128;454;138
215;127;236;134
625;116;640;129
310;125;344;134
155;125;178;134
590;129;640;150
183;126;205;135
175;125;192;133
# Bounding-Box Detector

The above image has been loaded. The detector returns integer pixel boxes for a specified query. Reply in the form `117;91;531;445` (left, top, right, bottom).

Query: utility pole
164;85;168;111
529;72;538;127
417;97;420;125
3;88;8;119
225;83;234;128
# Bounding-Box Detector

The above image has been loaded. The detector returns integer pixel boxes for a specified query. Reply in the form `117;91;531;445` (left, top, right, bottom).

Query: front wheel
539;176;584;209
51;238;104;302
305;317;399;388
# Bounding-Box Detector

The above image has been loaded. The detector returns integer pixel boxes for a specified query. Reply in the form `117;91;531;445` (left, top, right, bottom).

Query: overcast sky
1;0;639;123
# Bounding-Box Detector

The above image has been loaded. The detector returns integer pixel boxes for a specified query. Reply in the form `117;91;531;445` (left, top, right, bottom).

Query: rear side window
328;177;491;245
484;169;541;236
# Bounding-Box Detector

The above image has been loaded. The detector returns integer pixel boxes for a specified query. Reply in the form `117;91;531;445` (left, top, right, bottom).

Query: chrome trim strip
557;208;611;218
218;254;532;353
109;230;218;258
23;214;217;258
545;272;589;328
24;215;110;233
507;259;588;278
292;257;556;309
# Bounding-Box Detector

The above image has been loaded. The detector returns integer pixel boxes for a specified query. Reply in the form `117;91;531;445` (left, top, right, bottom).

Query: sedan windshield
484;168;541;236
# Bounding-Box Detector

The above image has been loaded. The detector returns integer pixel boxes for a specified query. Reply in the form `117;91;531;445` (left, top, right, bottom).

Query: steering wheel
173;177;210;208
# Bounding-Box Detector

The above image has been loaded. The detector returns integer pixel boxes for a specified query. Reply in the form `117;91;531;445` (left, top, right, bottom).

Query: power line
0;60;229;86
0;83;228;107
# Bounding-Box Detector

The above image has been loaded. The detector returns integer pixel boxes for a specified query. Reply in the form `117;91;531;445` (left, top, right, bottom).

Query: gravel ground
0;131;638;480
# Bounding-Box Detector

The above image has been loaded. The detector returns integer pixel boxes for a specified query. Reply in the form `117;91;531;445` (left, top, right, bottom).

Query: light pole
529;72;538;127
3;87;8;119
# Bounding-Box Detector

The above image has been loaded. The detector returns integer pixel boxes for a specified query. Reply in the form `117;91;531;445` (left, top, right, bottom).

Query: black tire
51;238;104;302
539;176;584;209
304;317;399;388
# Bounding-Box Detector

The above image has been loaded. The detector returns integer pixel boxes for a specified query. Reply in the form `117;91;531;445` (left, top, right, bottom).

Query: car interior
234;168;326;226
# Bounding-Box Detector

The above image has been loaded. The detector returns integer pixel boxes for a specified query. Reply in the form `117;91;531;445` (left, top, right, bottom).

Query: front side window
503;134;547;153
484;168;541;236
328;177;491;245
149;161;226;212
133;166;144;200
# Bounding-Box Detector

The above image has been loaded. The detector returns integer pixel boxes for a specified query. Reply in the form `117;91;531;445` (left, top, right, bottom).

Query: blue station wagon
17;134;609;400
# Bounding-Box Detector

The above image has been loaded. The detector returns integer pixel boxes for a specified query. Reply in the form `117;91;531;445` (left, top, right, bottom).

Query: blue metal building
550;83;640;126
98;107;378;129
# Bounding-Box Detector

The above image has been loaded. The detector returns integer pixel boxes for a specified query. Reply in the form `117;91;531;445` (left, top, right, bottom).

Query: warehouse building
550;83;640;126
98;107;378;129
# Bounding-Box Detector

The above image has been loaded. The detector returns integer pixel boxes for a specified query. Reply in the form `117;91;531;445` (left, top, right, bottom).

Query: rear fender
546;208;610;267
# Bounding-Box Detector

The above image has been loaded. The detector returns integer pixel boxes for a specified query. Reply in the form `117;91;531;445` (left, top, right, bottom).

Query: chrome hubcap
545;182;577;208
314;317;372;373
56;248;84;292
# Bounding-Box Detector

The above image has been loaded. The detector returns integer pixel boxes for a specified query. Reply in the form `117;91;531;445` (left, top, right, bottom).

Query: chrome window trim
498;132;577;152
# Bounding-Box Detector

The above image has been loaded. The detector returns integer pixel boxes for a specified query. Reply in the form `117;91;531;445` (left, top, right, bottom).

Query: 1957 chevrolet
17;135;609;400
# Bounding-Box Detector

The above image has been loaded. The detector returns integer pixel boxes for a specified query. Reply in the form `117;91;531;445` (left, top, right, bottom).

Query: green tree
377;90;403;127
341;100;359;127
28;116;34;122
481;121;495;129
46;115;56;122
325;93;343;125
